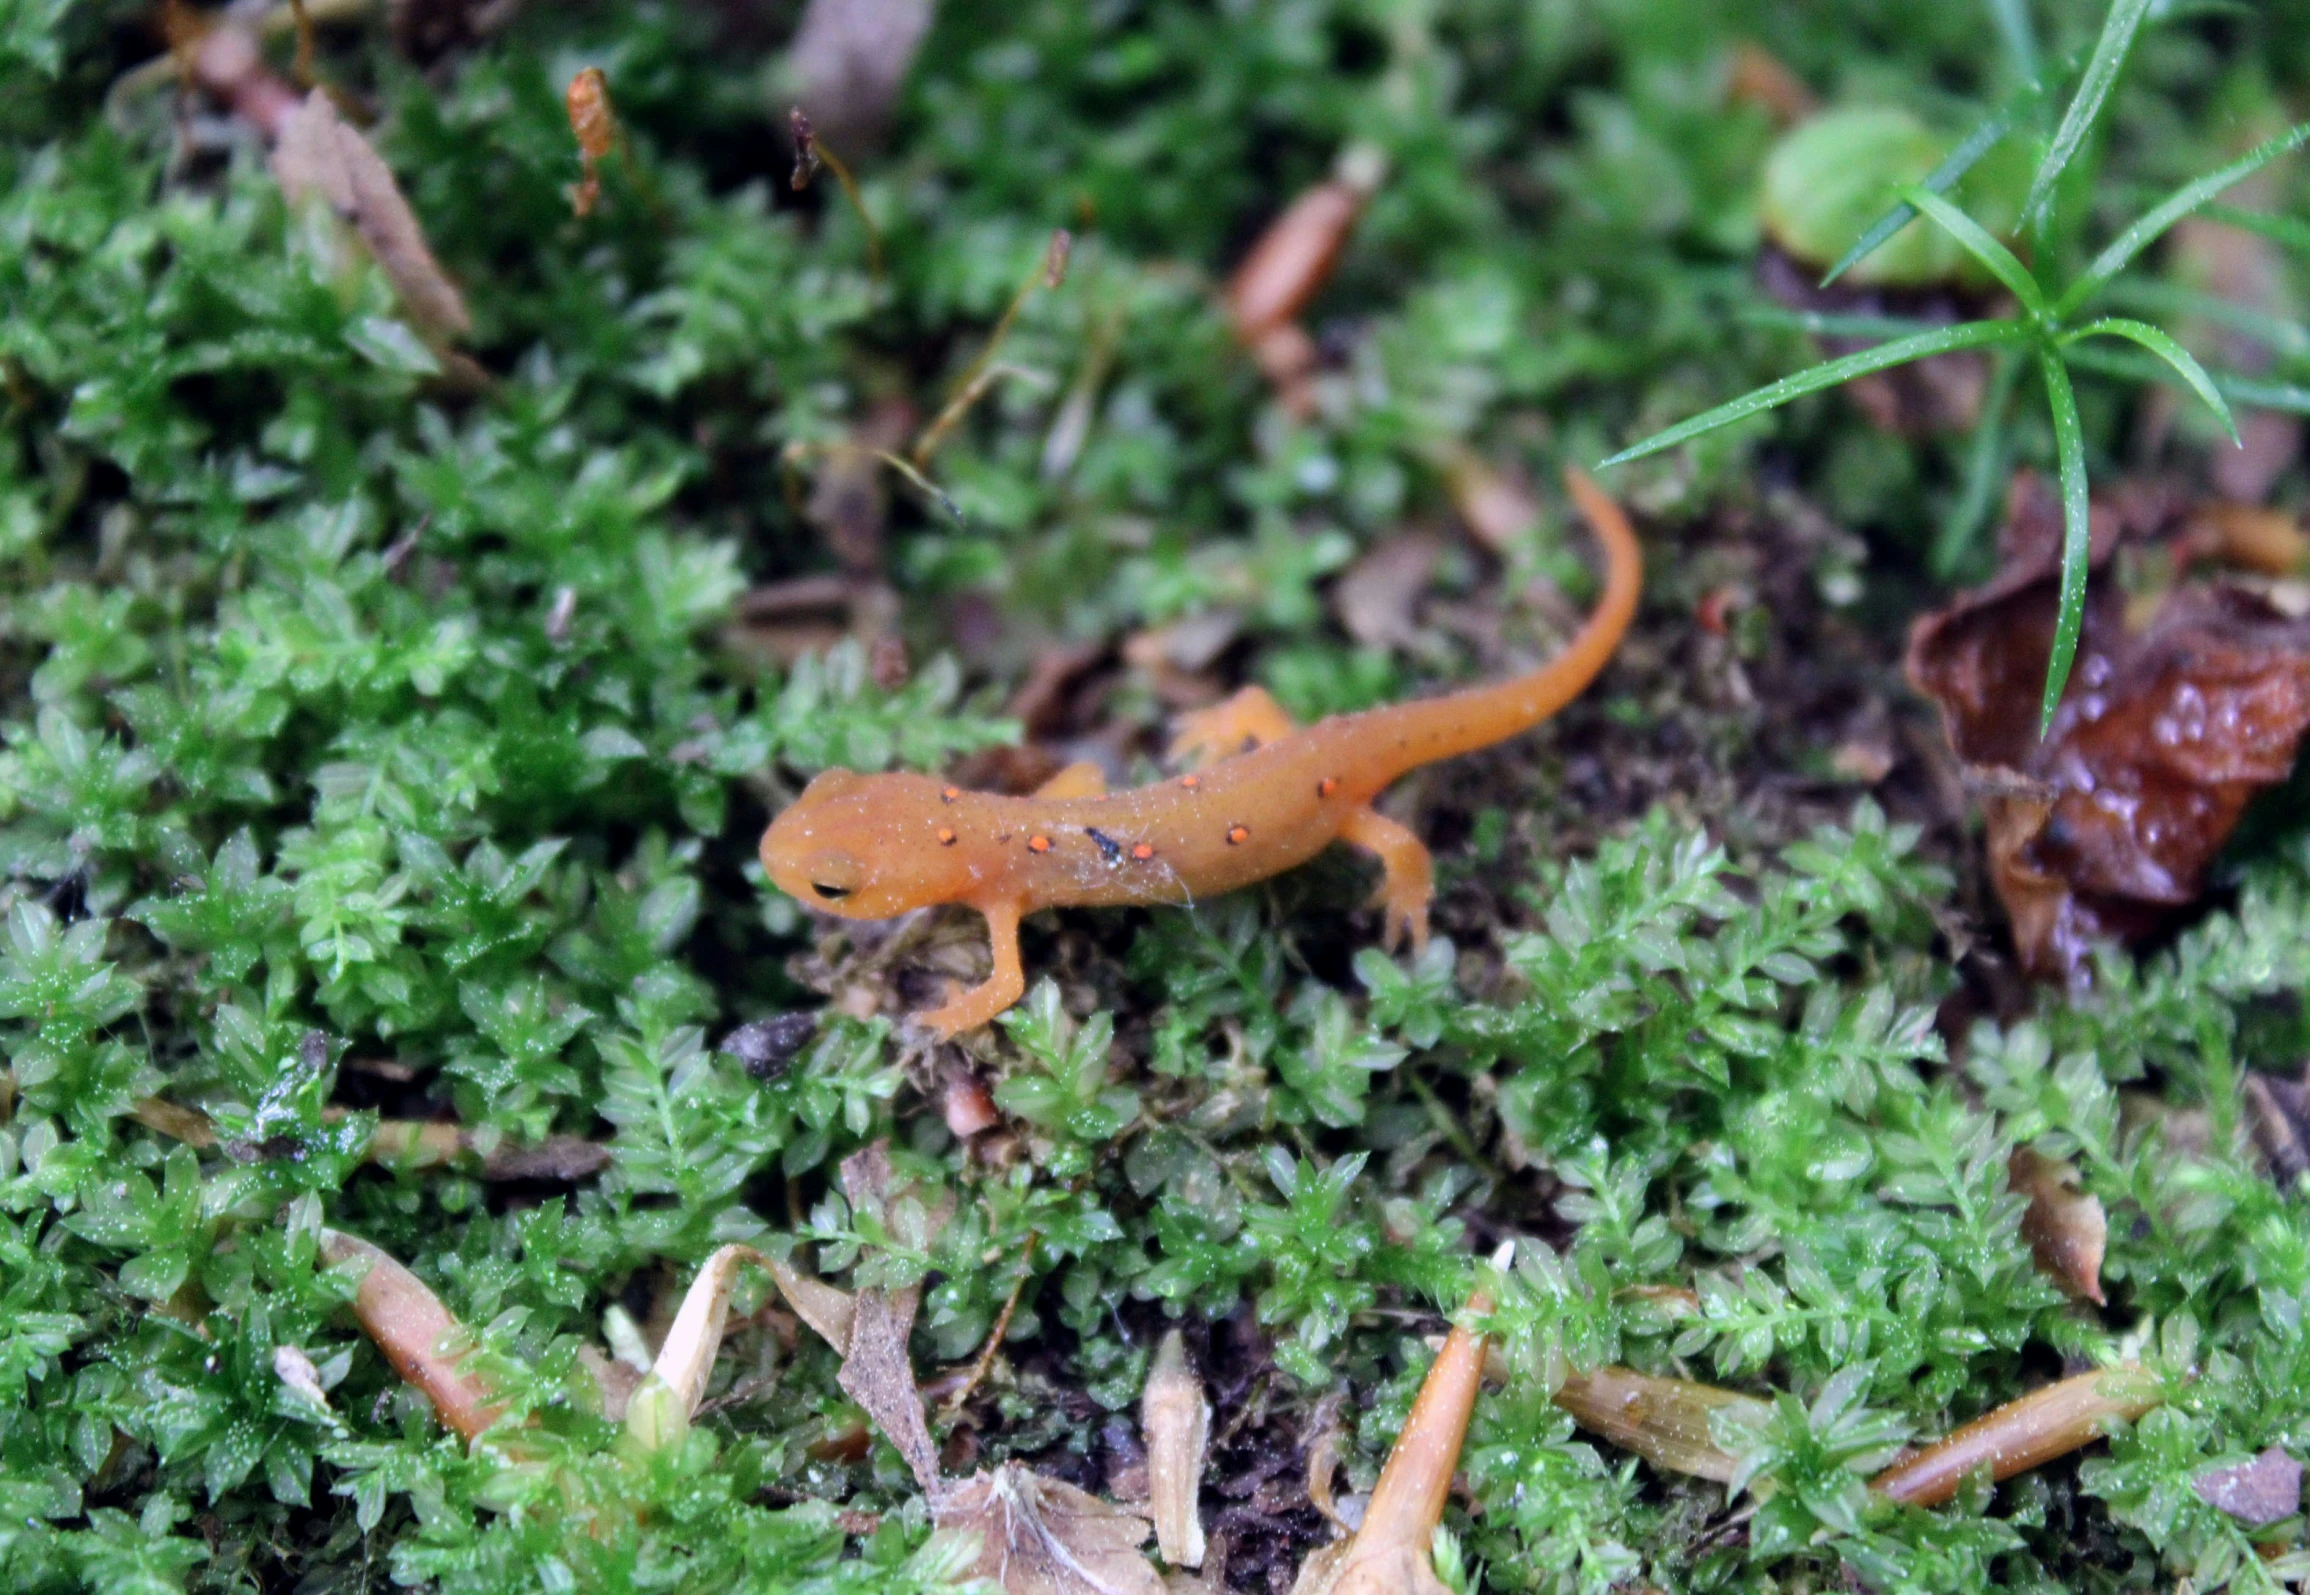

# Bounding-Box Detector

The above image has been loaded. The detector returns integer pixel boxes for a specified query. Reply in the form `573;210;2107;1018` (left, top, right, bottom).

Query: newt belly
761;467;1641;1037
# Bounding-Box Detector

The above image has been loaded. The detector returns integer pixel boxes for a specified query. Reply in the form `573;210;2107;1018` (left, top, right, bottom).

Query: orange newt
761;467;1640;1038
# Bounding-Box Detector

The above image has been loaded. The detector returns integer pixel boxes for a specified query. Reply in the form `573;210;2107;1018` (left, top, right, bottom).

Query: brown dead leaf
1223;155;1380;343
2010;1146;2108;1305
2180;502;2310;576
1142;1329;1210;1569
1907;474;2310;983
1333;536;1443;650
1224;146;1386;415
272;89;471;341
937;1463;1164;1595
838;1284;943;1495
2192;1446;2303;1526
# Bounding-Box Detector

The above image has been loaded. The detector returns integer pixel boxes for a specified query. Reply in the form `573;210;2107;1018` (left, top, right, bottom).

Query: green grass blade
1599;321;2028;468
1895;184;2047;316
1821;95;2036;288
2054;119;2310;317
2063;318;2238;443
1731;306;1952;341
2198;202;2310;257
2200;373;2310;414
2101;278;2310;361
2036;345;2092;736
2020;0;2154;228
1933;347;2024;579
2061;342;2310;415
1986;0;2039;81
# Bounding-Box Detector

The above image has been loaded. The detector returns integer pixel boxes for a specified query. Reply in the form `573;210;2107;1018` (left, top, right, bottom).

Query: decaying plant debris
9;1;2310;1591
1909;474;2310;982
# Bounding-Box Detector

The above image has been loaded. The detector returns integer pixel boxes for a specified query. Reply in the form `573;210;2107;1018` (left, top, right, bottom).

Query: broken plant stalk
1293;1263;1502;1595
1870;1363;2162;1507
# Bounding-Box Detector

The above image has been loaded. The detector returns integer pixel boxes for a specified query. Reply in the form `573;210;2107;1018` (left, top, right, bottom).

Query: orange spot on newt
936;827;957;846
759;468;1641;1040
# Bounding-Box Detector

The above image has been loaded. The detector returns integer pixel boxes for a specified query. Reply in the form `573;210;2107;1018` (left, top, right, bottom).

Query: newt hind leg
917;899;1026;1039
1168;685;1300;768
1337;807;1433;954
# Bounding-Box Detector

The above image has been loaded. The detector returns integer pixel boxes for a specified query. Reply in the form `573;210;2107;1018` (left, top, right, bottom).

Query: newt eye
799;849;864;904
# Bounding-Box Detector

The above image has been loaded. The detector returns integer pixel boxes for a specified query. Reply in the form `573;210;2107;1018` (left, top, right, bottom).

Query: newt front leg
918;897;1026;1039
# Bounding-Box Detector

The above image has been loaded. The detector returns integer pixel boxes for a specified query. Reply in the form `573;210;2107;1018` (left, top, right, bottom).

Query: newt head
760;769;976;918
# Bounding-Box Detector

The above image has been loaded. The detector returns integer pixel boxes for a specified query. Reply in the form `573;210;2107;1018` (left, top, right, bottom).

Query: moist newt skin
761;467;1641;1038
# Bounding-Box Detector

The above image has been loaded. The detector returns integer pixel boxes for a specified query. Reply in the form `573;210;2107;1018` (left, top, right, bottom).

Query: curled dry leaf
2191;1445;2303;1526
839;1284;944;1496
1870;1364;2162;1507
1908;475;2310;983
320;1229;504;1441
2009;1146;2108;1305
1141;1329;1210;1568
627;1243;770;1448
1550;1366;1769;1485
272;89;472;340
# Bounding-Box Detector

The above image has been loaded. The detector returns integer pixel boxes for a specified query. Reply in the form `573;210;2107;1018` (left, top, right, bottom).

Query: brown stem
1870;1364;2162;1507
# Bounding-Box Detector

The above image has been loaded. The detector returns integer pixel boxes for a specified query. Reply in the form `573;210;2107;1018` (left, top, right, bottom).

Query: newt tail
761;467;1641;1037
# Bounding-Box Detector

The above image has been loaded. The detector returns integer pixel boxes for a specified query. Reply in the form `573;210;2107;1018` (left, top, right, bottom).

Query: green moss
1;0;2306;1590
